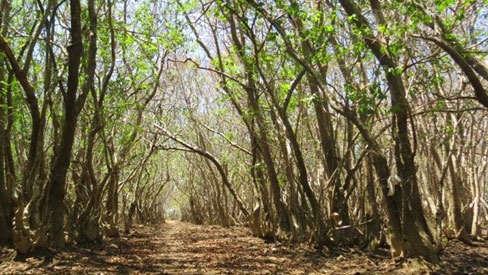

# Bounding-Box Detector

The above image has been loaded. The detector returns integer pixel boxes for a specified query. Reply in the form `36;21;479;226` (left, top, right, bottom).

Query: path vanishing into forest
1;220;488;274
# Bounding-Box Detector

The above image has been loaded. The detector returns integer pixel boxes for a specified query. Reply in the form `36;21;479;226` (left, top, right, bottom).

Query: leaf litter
1;221;487;274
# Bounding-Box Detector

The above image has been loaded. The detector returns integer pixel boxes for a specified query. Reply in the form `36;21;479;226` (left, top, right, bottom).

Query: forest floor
1;220;487;274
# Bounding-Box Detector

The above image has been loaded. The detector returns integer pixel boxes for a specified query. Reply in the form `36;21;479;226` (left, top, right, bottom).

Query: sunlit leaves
346;83;386;115
434;0;457;13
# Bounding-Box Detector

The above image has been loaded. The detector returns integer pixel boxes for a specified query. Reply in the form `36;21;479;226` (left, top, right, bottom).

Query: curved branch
153;124;250;217
420;35;488;108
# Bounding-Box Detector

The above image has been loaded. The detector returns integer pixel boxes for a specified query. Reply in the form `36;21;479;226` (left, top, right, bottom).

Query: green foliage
346;82;387;115
434;0;457;13
0;0;486;259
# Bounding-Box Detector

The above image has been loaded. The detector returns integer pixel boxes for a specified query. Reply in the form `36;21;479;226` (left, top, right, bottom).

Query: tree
0;0;485;265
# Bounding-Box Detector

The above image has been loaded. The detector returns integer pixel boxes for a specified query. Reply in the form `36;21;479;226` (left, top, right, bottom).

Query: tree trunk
46;0;85;249
271;96;330;247
105;165;120;237
448;151;471;242
364;154;381;250
0;36;10;242
338;0;439;263
226;13;291;234
287;2;350;231
310;80;350;231
72;0;100;244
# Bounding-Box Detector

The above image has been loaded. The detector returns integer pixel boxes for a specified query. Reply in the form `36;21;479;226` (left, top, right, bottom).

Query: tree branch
153;124;250;217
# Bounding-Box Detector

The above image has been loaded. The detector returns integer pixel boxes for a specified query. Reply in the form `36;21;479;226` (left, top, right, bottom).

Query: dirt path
1;221;488;274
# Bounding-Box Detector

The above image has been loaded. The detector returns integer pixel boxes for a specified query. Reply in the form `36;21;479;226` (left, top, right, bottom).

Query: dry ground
1;221;487;274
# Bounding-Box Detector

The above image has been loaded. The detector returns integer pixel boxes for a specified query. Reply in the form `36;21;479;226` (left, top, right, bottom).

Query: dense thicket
0;0;487;263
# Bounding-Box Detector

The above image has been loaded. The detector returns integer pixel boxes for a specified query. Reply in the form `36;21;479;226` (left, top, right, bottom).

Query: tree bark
46;0;85;249
338;0;438;262
0;6;10;239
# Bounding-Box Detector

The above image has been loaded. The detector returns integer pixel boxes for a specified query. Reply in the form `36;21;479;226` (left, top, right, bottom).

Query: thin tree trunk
364;155;381;250
225;13;291;234
73;0;102;243
0;9;10;240
338;0;438;262
46;0;87;248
